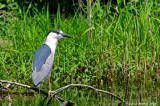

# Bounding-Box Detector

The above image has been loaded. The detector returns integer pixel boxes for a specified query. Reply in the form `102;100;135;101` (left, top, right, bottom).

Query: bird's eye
56;32;59;35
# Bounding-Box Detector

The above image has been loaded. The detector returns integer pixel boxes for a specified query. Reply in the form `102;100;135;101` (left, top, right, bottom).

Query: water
0;84;159;106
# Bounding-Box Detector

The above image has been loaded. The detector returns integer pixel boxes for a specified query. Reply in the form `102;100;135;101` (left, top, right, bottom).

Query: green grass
0;0;160;104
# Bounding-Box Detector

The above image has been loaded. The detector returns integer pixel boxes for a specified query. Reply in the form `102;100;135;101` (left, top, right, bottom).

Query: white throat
44;35;58;53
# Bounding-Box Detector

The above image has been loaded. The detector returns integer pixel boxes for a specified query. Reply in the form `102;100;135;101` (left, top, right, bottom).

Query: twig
50;84;124;103
0;80;124;105
0;80;74;106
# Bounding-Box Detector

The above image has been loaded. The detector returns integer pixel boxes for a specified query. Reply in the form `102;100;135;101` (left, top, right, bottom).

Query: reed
0;1;159;100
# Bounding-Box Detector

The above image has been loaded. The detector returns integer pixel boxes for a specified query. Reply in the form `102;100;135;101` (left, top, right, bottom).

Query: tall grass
0;0;159;100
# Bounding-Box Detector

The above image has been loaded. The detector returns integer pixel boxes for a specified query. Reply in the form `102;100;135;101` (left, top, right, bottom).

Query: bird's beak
61;33;73;38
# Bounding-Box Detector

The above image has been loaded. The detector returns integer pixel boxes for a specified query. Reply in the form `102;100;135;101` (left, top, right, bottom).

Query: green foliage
0;0;159;104
1;0;159;85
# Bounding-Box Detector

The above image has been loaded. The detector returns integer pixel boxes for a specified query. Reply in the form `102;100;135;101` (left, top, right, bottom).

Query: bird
32;29;72;91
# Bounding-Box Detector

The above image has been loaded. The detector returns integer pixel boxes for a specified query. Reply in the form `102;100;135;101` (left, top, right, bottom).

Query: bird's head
46;29;73;40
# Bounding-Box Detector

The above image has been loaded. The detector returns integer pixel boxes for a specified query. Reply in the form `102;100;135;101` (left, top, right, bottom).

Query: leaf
0;3;6;9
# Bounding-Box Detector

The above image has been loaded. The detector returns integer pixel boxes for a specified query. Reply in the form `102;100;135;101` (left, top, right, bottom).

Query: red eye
56;32;59;34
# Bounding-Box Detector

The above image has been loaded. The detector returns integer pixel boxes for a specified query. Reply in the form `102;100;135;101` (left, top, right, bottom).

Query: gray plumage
32;44;54;87
32;29;72;88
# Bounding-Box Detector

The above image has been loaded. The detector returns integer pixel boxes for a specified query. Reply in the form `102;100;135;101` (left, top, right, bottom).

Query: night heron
32;29;72;91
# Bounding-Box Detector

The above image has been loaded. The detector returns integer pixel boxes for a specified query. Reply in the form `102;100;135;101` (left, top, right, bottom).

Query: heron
32;29;72;92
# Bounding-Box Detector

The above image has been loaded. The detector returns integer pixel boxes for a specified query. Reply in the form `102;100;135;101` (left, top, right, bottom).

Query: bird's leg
48;77;51;96
38;87;40;94
49;77;51;91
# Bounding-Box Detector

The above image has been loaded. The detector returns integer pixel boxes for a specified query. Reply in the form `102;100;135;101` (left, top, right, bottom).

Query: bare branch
0;80;124;105
0;80;75;106
51;84;124;102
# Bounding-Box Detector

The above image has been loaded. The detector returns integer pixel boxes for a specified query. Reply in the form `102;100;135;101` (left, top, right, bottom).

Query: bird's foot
48;91;55;97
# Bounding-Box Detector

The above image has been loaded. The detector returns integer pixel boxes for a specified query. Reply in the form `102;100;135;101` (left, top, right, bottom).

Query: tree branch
0;80;75;106
0;80;124;105
48;84;124;105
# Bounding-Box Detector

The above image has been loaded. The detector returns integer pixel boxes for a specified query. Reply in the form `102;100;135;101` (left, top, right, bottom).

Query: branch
48;84;124;104
0;80;75;106
0;80;124;105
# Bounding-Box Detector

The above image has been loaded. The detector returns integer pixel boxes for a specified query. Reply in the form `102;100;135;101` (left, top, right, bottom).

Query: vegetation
0;0;159;105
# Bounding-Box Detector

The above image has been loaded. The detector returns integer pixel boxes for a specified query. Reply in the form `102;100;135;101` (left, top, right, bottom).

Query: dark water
0;84;159;106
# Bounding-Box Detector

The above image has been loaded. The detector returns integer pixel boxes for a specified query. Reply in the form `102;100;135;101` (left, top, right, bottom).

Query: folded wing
32;44;54;87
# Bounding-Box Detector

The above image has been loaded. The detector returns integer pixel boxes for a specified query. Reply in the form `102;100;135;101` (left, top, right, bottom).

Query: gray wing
32;44;54;87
